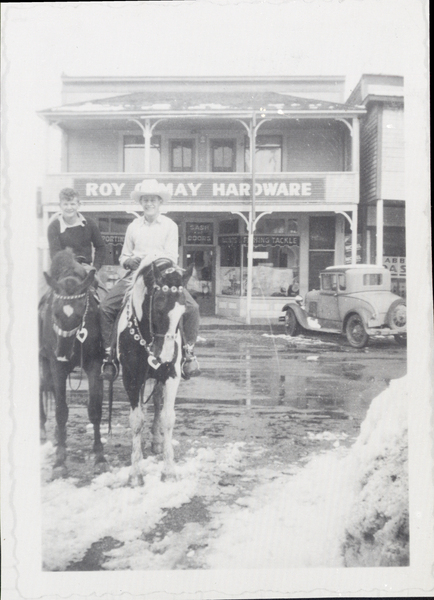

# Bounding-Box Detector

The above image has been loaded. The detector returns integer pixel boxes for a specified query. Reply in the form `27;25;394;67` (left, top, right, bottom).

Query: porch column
143;118;152;173
376;199;384;265
351;117;360;264
246;114;256;325
351;205;358;264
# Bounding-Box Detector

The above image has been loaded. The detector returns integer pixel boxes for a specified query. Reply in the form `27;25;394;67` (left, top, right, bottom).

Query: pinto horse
39;249;106;478
116;257;187;486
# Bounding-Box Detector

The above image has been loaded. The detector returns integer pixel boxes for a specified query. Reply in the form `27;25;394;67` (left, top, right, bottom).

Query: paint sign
383;256;406;277
186;222;213;245
74;177;325;202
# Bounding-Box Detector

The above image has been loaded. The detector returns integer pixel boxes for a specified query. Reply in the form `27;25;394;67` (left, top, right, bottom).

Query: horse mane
50;248;86;282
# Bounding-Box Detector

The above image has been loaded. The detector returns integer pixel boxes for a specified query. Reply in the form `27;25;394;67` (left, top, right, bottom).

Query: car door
317;273;341;329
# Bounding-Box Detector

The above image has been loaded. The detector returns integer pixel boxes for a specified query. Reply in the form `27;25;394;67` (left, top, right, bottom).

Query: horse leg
151;381;164;455
50;361;69;478
86;361;108;473
160;375;181;481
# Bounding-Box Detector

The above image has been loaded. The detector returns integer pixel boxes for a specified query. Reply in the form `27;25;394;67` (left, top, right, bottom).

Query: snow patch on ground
40;378;408;570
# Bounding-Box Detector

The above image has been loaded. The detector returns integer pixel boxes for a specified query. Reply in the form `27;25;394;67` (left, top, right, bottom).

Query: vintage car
279;265;407;348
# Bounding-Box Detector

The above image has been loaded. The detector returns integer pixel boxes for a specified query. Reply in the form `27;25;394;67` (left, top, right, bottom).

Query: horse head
131;258;186;366
44;250;96;362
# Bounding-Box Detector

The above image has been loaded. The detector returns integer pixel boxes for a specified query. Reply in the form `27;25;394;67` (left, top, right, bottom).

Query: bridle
52;289;91;344
126;267;184;370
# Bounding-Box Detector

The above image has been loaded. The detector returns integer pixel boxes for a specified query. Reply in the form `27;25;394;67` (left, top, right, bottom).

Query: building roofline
61;74;347;83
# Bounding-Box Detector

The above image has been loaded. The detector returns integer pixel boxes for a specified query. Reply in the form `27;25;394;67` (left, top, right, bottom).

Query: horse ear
44;271;61;293
182;263;194;286
76;268;96;293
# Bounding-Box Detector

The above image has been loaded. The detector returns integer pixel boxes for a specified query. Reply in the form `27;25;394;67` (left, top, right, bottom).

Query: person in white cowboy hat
100;179;201;381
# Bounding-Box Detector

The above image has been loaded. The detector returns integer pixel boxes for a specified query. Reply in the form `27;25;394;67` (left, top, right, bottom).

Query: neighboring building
37;75;365;321
347;75;405;298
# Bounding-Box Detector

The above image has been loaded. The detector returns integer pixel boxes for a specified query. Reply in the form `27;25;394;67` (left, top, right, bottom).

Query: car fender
281;301;310;329
342;308;371;333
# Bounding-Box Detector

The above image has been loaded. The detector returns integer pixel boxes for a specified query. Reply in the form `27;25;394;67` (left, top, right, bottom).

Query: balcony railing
42;171;358;210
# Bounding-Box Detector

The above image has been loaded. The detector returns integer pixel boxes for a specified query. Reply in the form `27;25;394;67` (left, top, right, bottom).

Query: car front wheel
284;308;300;336
345;314;369;348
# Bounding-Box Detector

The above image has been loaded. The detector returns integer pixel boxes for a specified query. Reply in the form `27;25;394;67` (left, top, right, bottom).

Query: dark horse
116;257;187;486
39;249;106;478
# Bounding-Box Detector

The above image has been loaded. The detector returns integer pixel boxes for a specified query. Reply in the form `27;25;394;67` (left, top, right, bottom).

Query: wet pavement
43;326;407;485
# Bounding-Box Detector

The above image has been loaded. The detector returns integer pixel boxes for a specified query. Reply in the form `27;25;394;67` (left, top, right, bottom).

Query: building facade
38;76;366;321
347;75;405;298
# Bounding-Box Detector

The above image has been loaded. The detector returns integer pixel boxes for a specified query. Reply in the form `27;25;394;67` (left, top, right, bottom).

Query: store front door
183;248;215;316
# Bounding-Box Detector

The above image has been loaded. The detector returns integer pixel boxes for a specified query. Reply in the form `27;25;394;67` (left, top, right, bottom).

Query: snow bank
40;378;408;570
341;376;409;566
204;377;408;569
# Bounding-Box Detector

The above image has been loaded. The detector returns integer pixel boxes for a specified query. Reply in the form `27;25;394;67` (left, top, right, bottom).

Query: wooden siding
381;108;405;200
67;130;120;172
359;104;379;204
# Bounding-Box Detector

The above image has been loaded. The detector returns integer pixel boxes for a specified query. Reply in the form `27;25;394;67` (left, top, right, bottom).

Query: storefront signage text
186;223;213;245
74;178;325;202
219;235;300;248
383;256;406;277
101;234;125;245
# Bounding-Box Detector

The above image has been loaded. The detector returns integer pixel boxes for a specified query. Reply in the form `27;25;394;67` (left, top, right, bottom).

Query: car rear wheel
387;299;407;332
345;314;369;348
284;308;300;336
394;334;407;347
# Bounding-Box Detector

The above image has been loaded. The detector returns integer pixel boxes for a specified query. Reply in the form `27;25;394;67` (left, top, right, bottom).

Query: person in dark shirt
48;188;106;270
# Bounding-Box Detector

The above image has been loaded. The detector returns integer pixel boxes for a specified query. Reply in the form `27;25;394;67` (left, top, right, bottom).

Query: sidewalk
199;314;282;331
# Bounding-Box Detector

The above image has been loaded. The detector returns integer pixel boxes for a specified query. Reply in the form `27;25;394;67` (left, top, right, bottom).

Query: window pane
219;219;239;234
212;140;235;172
309;217;335;249
363;274;383;286
123;135;160;172
245;135;282;172
171;140;194;171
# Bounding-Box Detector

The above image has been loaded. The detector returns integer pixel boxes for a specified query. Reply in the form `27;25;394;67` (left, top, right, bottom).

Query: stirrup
181;346;201;380
101;357;119;382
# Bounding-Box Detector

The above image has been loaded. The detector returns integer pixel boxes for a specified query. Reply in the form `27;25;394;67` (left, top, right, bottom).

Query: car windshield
321;274;337;291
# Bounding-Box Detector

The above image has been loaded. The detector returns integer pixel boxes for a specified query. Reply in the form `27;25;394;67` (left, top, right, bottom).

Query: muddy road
40;328;406;570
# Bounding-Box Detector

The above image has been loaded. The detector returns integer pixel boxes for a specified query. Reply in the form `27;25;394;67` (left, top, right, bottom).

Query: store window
211;139;236;172
123;135;161;172
245;135;282;172
170;140;195;172
218;217;299;297
308;216;335;290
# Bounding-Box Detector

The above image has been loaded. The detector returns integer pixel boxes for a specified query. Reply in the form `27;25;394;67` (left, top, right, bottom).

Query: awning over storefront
38;90;365;121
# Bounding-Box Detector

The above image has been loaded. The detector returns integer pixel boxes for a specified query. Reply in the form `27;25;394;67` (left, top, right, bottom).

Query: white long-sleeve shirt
119;214;179;268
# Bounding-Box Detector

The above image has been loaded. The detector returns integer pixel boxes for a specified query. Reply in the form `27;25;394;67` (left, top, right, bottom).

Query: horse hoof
52;465;68;479
94;459;109;475
128;473;144;487
151;442;163;455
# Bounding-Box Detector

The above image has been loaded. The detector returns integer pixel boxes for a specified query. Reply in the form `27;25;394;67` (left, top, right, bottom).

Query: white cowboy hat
130;179;171;203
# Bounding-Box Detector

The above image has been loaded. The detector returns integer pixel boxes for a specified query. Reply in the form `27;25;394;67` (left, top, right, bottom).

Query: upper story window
170;140;195;172
123;135;161;172
245;135;282;173
211;139;236;172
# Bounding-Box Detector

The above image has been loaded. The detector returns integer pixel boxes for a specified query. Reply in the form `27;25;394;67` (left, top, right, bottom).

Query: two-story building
347;75;405;298
37;75;366;321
